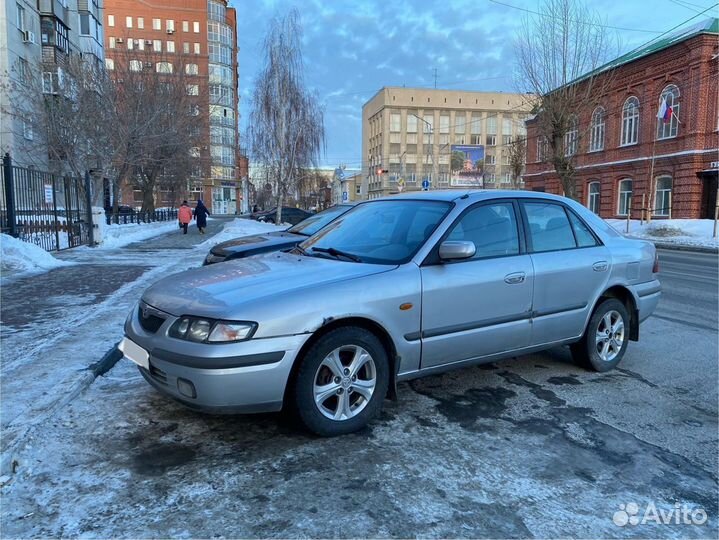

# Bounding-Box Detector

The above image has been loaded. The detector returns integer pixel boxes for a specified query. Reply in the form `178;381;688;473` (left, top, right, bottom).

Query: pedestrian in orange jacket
178;200;193;234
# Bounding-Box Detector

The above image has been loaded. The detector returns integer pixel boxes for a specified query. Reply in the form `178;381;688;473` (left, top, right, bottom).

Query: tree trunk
276;190;283;224
141;186;155;213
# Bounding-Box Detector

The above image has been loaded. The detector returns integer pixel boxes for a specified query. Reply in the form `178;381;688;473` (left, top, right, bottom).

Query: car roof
370;189;572;204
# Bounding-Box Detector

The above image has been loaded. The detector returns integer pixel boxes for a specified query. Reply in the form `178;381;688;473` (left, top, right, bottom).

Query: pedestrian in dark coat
194;199;210;234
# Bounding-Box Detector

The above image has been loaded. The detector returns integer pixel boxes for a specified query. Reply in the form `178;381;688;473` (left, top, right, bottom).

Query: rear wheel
291;327;389;436
571;298;629;372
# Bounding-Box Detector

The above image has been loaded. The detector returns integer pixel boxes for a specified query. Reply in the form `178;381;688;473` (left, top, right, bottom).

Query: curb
0;343;122;477
651;242;719;254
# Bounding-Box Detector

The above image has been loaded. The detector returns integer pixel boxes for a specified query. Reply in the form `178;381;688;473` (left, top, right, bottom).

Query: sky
231;0;719;169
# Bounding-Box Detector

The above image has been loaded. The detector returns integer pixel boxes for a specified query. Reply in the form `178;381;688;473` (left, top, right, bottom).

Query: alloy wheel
595;310;625;362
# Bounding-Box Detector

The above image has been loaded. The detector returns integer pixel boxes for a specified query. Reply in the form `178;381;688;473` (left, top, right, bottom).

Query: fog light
177;378;196;398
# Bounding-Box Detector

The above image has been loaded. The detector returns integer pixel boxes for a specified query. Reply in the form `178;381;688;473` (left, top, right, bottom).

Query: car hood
210;231;304;255
142;251;396;318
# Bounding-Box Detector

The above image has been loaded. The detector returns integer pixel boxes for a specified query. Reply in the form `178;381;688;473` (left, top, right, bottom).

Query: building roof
578;17;718;83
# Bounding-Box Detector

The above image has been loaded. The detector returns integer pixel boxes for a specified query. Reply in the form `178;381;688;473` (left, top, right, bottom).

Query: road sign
422;179;430;190
342;191;348;202
335;168;346;181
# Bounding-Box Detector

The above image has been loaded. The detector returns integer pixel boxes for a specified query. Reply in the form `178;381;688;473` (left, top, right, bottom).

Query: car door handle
504;272;526;284
593;261;608;272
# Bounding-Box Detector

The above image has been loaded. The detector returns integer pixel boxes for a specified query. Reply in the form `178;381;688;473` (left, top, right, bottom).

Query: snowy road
0;226;717;538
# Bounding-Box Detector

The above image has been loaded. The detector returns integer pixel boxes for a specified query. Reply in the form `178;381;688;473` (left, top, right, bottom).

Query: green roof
575;17;718;84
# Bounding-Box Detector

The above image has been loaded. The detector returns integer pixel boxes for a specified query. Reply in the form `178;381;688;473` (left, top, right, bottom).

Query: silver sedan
119;191;661;435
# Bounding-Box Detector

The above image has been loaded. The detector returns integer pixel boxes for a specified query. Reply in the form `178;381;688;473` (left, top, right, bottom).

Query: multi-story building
104;0;240;214
361;87;533;198
524;18;719;219
0;0;104;169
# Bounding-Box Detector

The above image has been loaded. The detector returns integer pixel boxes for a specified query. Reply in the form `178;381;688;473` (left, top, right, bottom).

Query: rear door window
523;202;576;252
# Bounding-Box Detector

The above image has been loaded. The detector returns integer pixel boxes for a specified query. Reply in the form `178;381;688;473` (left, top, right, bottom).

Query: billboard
450;144;485;187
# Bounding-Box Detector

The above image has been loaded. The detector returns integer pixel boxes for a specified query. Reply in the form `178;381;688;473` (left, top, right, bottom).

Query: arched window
587;181;600;214
564;115;578;156
657;85;680;140
617;179;632;216
621;97;640;146
654;176;672;216
155;61;173;74
589;107;605;152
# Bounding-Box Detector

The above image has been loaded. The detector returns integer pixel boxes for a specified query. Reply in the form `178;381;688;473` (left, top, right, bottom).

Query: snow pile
98;220;181;249
0;234;73;274
607;219;719;249
201;218;286;247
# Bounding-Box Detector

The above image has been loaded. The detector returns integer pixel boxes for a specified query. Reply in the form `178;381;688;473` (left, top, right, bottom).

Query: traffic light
376;168;388;175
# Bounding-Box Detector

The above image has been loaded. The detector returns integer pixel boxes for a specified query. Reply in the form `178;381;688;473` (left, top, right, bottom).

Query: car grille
138;304;166;333
149;364;168;385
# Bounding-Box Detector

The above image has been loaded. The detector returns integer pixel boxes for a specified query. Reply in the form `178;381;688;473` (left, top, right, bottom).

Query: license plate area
118;337;150;370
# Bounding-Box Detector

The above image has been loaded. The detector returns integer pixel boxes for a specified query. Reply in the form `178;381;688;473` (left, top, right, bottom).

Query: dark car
204;204;353;265
253;207;313;225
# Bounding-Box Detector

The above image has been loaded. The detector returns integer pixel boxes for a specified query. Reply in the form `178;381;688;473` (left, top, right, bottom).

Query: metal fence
105;208;178;225
2;154;93;251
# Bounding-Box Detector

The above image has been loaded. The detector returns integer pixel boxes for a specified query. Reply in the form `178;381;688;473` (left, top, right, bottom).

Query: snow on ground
97;219;182;249
607;219;719;249
0;234;73;275
200;218;287;247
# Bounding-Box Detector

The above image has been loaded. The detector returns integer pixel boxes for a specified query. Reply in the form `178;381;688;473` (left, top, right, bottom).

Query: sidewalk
0;218;230;473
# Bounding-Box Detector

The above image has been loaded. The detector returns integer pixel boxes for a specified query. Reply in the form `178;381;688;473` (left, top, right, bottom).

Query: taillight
652;252;660;273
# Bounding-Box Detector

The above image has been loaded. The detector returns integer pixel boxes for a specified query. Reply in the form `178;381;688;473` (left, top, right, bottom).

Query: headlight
169;317;257;343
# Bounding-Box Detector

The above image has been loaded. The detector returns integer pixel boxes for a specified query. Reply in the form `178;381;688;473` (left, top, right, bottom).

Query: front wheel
291;327;389;436
571;298;629;372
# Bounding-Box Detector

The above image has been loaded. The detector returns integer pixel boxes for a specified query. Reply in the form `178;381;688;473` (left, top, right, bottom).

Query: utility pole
433;68;438;89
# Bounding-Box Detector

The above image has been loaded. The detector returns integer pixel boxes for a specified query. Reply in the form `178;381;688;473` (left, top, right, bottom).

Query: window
589;107;605;152
564;115;578;156
470;112;481;136
185;63;198;75
486;134;496;146
23;119;33;140
153;40;162;52
129;60;142;71
389;113;401;132
657;85;680;140
523;202;576;252
127;38;133;50
567;211;598;247
105;58;114;70
156;62;173;74
587;181;600;214
137;17;144;29
186;84;199;95
407;113;417;133
502;134;512;146
183;21;189;32
654;176;672;216
502;118;512;135
486;155;496;165
137;39;145;50
193;21;200;33
446;203;519;260
194;42;201;54
423;113;433;145
107;14;114;27
166;19;175;32
166;40;175;53
109;36;116;48
536;136;548;162
621;97;640;146
487;116;497;134
617;179;632;216
125;16;132;28
16;57;29;82
455;113;466;134
153;18;161;30
439;114;450;134
183;42;190;54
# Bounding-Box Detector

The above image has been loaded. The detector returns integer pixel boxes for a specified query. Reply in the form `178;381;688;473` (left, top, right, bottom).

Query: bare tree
515;0;617;200
107;49;203;212
507;136;527;189
249;9;325;224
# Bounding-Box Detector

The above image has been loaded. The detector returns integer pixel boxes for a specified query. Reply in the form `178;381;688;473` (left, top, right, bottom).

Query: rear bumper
632;279;662;323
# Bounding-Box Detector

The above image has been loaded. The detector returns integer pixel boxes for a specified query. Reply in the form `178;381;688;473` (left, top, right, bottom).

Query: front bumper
123;303;308;413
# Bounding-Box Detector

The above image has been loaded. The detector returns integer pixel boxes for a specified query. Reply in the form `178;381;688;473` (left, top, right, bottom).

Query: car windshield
300;200;451;264
288;205;350;236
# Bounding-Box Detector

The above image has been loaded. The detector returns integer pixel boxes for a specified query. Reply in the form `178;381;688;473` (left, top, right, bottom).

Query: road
1;244;717;538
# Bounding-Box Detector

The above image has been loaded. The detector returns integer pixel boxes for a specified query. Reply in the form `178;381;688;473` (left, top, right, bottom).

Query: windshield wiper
291;244;309;256
311;246;362;263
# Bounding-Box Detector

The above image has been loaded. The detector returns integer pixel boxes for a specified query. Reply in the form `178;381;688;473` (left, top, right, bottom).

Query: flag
657;98;672;124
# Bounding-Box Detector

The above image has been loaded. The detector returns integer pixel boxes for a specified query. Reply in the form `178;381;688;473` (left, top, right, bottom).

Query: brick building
104;0;240;214
524;19;719;219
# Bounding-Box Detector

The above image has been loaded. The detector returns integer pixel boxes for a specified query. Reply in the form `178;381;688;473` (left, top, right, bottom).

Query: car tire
291;327;389;436
571;298;630;372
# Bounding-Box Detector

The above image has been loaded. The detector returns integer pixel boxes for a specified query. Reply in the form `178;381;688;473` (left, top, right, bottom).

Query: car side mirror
439;240;476;261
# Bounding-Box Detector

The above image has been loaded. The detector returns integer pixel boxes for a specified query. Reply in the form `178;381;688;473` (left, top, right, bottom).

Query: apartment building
361;87;533;198
104;0;240;214
525;19;719;219
0;0;104;169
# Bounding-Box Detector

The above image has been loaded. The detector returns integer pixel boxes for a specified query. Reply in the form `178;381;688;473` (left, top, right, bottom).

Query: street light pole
412;113;434;189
